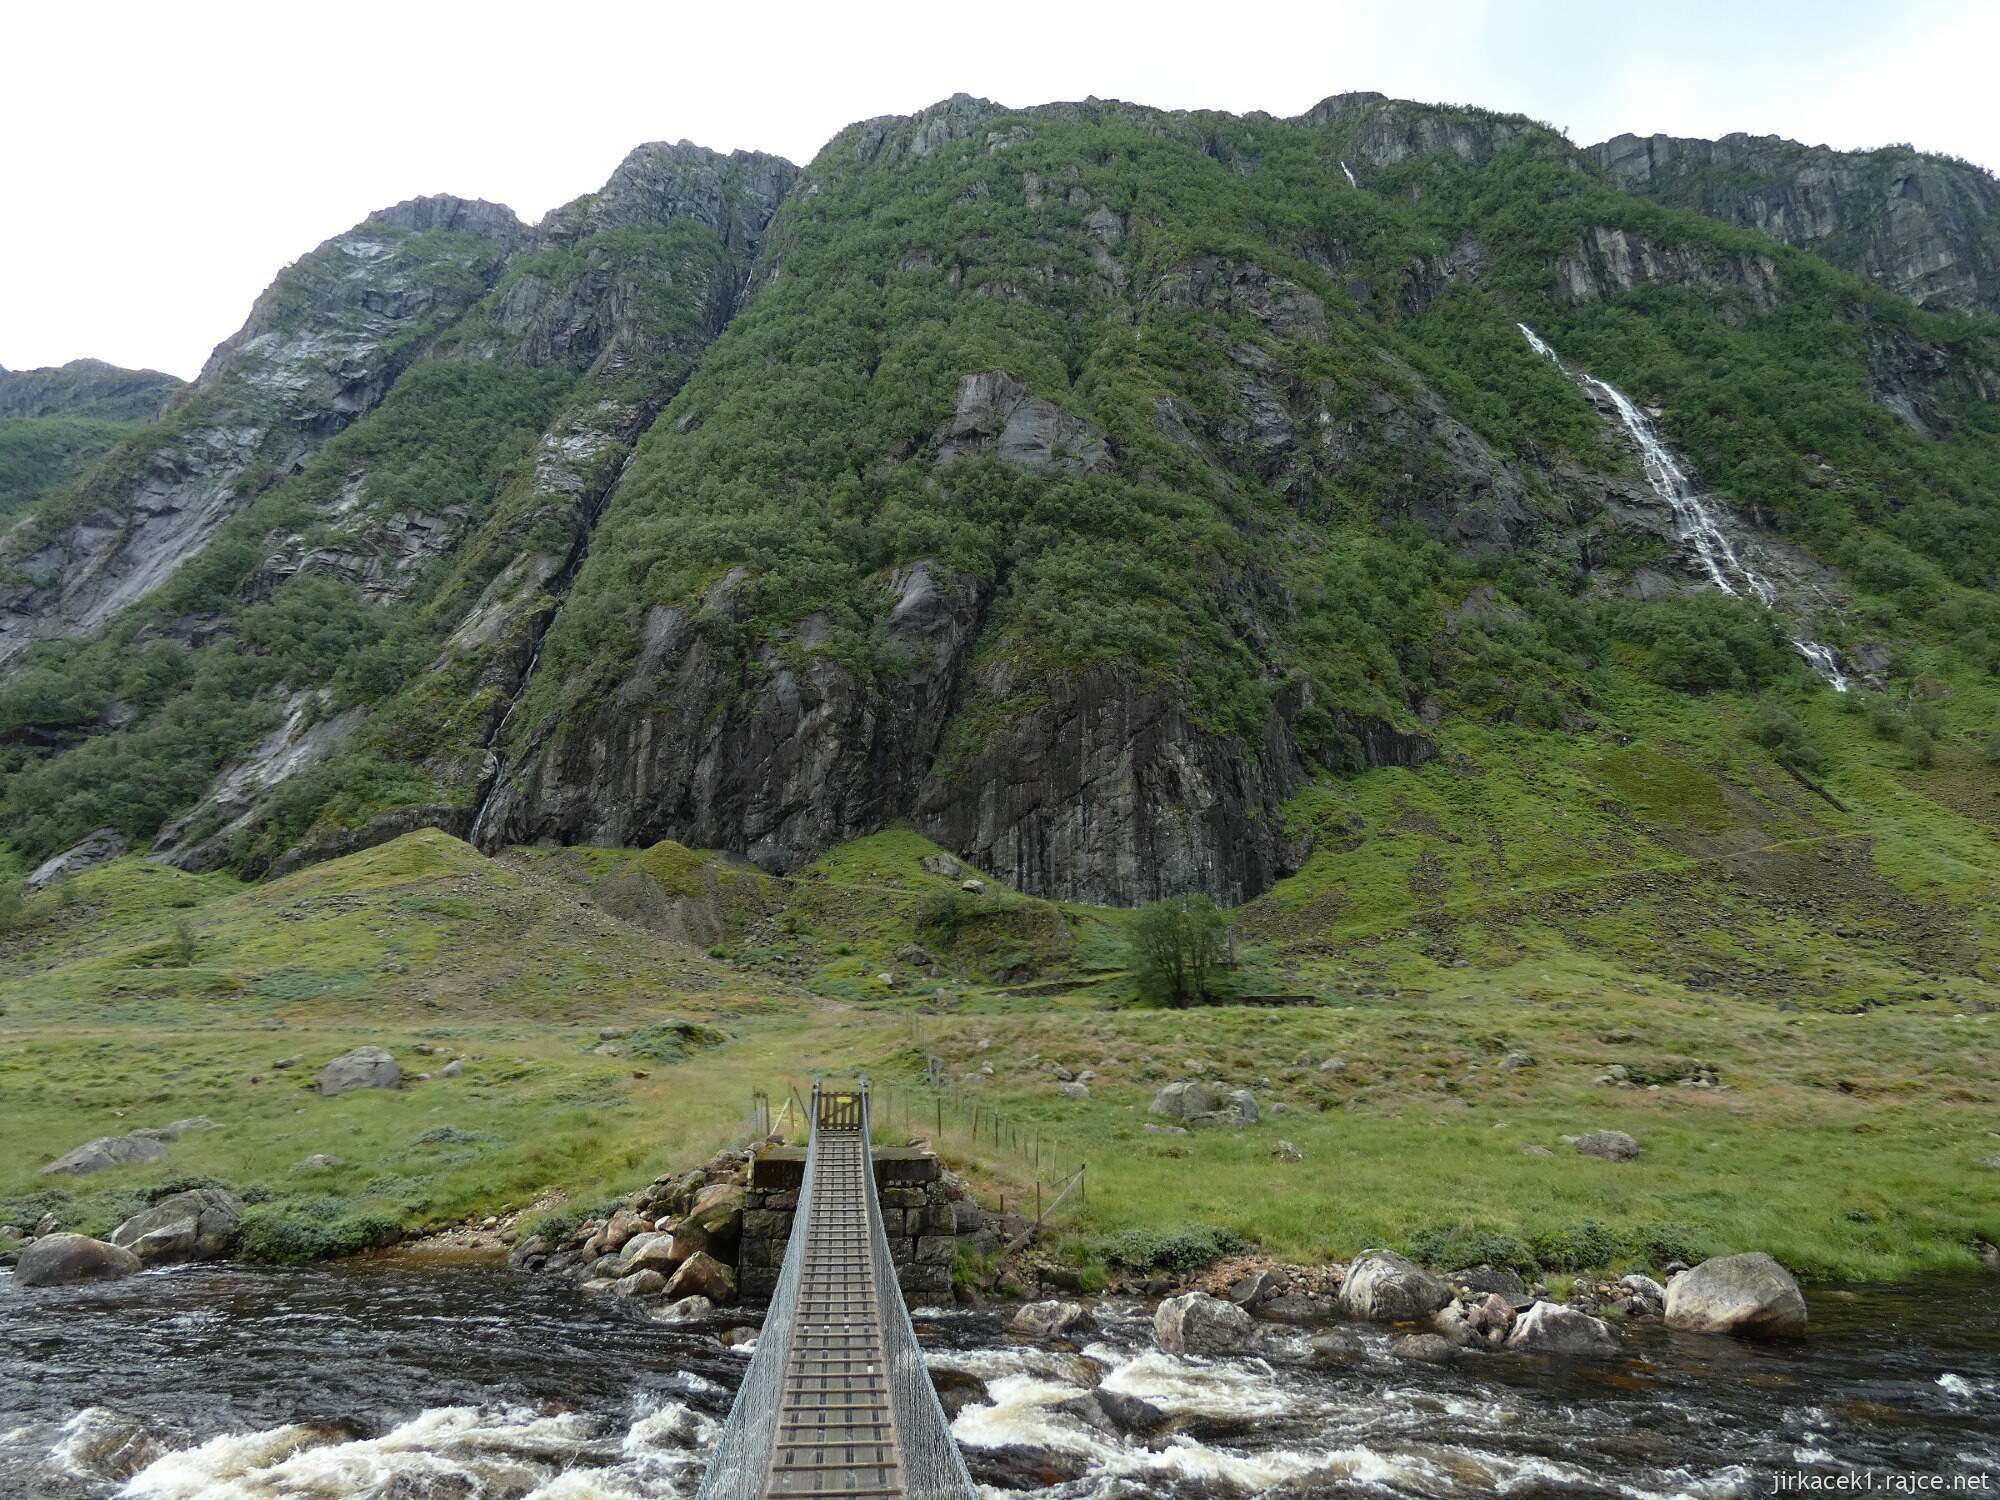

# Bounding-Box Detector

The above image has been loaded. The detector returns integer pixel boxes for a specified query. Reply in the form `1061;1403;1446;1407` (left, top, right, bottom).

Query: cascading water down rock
1518;325;1848;690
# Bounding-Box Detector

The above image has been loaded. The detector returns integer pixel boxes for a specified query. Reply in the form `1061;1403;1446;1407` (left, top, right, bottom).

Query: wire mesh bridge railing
695;1076;977;1500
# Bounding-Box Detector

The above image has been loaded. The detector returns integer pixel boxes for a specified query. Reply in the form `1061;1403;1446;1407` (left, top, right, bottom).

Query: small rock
1271;1139;1303;1163
1058;1082;1090;1101
299;1153;343;1170
1499;1053;1535;1071
272;1057;301;1070
719;1325;758;1349
1620;1273;1667;1304
615;1269;668;1297
654;1294;714;1323
441;1059;464;1078
960;879;985;894
1574;1130;1641;1162
1521;1144;1555;1158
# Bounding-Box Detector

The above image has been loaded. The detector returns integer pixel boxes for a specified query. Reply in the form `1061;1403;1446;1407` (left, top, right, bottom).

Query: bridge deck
765;1122;904;1499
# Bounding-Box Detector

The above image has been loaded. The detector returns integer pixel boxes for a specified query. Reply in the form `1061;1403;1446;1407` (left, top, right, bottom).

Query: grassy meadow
3;673;1997;1283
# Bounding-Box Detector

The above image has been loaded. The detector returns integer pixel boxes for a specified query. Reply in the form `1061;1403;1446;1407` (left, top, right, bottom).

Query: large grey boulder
15;1233;142;1287
1664;1253;1808;1338
1148;1081;1221;1120
41;1133;167;1176
1154;1292;1254;1356
110;1189;243;1264
1010;1300;1093;1340
316;1046;401;1096
1505;1301;1619;1357
1574;1130;1641;1162
1339;1250;1451;1322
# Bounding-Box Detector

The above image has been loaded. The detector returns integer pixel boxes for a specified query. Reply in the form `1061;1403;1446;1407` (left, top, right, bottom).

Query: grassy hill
6;658;1996;1284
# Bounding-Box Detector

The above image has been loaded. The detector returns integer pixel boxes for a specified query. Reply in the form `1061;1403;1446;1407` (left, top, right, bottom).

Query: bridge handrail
860;1084;979;1500
692;1082;824;1499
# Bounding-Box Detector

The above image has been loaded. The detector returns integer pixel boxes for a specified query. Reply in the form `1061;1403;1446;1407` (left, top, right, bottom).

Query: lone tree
1128;895;1229;1007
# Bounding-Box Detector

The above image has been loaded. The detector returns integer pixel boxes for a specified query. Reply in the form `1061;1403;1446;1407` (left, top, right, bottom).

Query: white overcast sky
6;0;1995;379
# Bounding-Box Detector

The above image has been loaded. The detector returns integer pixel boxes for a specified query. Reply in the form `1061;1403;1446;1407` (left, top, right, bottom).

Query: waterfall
1341;161;1358;189
1518;325;1848;690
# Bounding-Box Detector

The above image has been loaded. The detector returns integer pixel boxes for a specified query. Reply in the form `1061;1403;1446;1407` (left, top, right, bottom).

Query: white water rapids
1518;324;1848;689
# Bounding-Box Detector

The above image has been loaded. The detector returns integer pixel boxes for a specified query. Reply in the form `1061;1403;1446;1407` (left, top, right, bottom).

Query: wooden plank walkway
764;1097;905;1499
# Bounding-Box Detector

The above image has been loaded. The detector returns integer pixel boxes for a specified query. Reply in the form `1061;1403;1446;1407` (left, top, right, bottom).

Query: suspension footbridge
696;1078;977;1500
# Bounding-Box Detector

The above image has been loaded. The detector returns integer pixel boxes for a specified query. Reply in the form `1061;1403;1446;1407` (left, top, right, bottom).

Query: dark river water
1;1259;1994;1498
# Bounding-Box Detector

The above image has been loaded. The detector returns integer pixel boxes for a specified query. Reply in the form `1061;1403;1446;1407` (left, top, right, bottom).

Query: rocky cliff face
8;91;1998;909
1589;132;2000;318
0;199;521;665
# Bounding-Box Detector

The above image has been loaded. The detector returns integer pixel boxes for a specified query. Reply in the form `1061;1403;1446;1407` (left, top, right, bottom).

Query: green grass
3;716;1996;1283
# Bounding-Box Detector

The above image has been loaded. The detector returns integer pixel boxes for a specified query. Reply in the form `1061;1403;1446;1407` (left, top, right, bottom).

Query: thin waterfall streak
1518;324;1847;691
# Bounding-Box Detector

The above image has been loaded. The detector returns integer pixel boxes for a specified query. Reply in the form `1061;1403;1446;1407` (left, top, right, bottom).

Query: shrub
1529;1218;1619;1271
1127;896;1230;1007
1087;1224;1246;1273
916;888;985;944
1746;702;1826;779
238;1198;402;1263
622;1020;728;1064
1407;1225;1536;1272
1625;1222;1704;1268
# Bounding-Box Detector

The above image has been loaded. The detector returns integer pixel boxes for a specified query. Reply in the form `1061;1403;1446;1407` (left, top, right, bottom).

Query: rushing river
2;1259;1995;1498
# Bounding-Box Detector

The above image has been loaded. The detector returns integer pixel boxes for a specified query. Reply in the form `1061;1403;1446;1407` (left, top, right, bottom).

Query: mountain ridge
0;90;1995;910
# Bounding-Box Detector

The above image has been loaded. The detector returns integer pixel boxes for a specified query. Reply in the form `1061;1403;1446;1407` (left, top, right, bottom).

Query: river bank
2;1257;1995;1498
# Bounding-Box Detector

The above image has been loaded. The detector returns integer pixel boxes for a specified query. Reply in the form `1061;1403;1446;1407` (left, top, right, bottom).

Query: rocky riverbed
2;1257;1996;1498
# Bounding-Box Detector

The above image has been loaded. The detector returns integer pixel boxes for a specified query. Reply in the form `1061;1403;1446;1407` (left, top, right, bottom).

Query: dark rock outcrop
1590;130;2000;318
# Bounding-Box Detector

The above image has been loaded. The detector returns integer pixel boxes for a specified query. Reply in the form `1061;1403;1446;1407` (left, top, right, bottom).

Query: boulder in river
654;1294;713;1323
964;1445;1089;1490
1009;1299;1093;1339
109;1188;243;1264
1391;1332;1457;1363
1505;1301;1619;1357
40;1133;167;1176
316;1046;401;1096
665;1250;735;1302
1574;1130;1641;1161
15;1233;143;1287
1308;1328;1367;1367
1339;1249;1451;1322
932;1367;991;1420
1449;1264;1529;1307
1664;1253;1807;1338
1155;1291;1254;1355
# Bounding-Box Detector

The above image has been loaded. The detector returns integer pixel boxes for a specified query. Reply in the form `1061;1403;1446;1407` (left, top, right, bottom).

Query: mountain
1;92;1996;908
1589;130;2000;319
0;359;185;517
